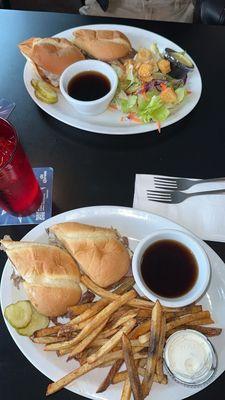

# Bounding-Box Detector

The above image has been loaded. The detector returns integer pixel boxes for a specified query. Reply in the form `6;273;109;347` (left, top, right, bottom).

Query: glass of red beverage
0;118;43;216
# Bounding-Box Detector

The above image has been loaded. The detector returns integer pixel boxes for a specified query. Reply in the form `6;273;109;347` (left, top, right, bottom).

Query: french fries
81;275;154;309
122;334;143;400
142;300;163;398
67;319;109;360
96;359;124;393
87;319;136;364
45;290;136;351
156;315;166;383
28;273;220;399
121;377;131;400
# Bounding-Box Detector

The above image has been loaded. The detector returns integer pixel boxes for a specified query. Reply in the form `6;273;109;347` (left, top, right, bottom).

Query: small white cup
132;229;211;307
60;60;118;116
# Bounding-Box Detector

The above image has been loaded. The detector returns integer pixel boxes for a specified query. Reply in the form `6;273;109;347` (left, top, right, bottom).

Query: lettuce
175;87;188;104
137;95;170;123
120;95;137;113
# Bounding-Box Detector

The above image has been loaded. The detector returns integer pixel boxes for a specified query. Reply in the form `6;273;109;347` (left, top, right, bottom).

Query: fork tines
146;190;173;203
153;176;178;189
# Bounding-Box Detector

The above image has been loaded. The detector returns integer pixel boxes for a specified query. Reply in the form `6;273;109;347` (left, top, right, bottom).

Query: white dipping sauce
164;330;214;385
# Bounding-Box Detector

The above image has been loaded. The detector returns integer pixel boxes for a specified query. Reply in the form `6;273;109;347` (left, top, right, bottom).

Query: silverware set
147;177;225;204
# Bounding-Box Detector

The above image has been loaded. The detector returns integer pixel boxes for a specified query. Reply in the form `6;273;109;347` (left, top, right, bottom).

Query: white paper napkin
133;174;225;242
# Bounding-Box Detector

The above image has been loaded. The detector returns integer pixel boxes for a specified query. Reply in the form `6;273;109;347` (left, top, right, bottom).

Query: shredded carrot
156;121;161;133
128;113;142;123
160;83;167;91
108;104;118;111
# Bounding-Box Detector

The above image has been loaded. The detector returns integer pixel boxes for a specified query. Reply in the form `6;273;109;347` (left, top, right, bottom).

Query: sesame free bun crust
73;29;132;61
18;37;85;86
48;222;131;288
1;240;81;317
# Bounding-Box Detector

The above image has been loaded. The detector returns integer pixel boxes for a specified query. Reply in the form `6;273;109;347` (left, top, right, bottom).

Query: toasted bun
1;240;81;317
48;222;131;288
18;37;85;86
73;30;132;61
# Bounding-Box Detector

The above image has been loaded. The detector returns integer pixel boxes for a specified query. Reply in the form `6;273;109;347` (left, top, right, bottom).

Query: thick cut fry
114;277;135;294
32;336;72;344
138;332;150;345
166;311;211;331
67;302;96;317
68;299;109;325
165;305;202;321
156;315;166;383
122;334;143;400
34;324;62;338
167;325;222;337
96;359;124;393
87;319;136;364
81;275;153;309
113;369;167;385
129;321;151;339
142;300;163;398
187;318;214;326
45;290;136;352
98;328;119;340
67;319;109;360
121;377;131;400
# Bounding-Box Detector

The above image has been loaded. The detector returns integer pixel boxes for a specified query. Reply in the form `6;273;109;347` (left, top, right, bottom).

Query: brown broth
140;239;198;298
67;71;111;101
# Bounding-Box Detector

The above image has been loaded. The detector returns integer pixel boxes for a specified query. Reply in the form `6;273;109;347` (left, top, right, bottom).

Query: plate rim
1;205;224;400
23;23;202;135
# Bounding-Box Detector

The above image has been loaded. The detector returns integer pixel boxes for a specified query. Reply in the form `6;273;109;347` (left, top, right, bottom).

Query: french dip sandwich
73;29;132;61
48;222;131;288
18;37;85;87
1;239;81;317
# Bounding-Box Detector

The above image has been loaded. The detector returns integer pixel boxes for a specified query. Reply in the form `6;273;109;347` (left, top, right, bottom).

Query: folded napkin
133;174;225;242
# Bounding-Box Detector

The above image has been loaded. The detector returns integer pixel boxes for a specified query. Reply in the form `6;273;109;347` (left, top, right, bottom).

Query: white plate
23;24;202;135
1;206;224;400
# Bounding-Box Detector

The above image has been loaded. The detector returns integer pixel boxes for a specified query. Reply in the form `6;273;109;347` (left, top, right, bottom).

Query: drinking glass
0;118;43;216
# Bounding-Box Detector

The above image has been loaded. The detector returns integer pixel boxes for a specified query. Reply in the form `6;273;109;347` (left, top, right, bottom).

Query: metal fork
153;176;225;191
147;189;225;204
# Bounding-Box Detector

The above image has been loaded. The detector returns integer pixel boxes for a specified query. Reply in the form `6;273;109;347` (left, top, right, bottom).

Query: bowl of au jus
132;229;211;307
60;59;118;116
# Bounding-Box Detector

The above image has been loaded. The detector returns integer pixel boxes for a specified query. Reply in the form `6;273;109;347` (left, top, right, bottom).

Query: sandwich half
1;239;81;317
73;29;132;62
48;222;131;288
19;37;85;87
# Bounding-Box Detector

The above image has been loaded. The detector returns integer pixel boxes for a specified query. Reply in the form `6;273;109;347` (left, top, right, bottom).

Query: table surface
1;9;225;400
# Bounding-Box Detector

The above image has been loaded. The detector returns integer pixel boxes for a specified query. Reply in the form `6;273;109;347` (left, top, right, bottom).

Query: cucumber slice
4;301;32;329
17;308;49;337
35;89;58;104
36;81;58;101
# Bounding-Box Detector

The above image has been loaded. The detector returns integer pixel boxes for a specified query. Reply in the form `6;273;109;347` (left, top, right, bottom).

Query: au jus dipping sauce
140;239;198;298
67;71;111;101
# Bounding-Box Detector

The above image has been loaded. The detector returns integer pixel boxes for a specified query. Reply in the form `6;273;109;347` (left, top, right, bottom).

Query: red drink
0;118;42;216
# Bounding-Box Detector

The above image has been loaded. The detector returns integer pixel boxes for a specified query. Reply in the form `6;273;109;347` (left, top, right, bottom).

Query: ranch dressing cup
164;329;217;387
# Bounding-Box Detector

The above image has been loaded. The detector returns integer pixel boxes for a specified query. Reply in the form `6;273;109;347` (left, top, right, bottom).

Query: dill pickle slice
35;89;58;104
17;308;49;337
4;301;32;329
36;81;58;100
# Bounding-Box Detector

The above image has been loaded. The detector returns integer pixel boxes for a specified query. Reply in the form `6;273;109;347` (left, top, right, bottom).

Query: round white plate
23;24;202;135
1;206;224;400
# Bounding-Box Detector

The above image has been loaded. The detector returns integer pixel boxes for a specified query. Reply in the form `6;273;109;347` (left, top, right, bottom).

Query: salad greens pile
110;43;191;127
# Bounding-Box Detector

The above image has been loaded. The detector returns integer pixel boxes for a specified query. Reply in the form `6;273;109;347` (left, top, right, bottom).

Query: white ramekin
132;229;211;307
59;60;118;116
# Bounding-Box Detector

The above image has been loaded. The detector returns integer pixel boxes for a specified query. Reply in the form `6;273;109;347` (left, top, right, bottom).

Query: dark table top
1;9;225;400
